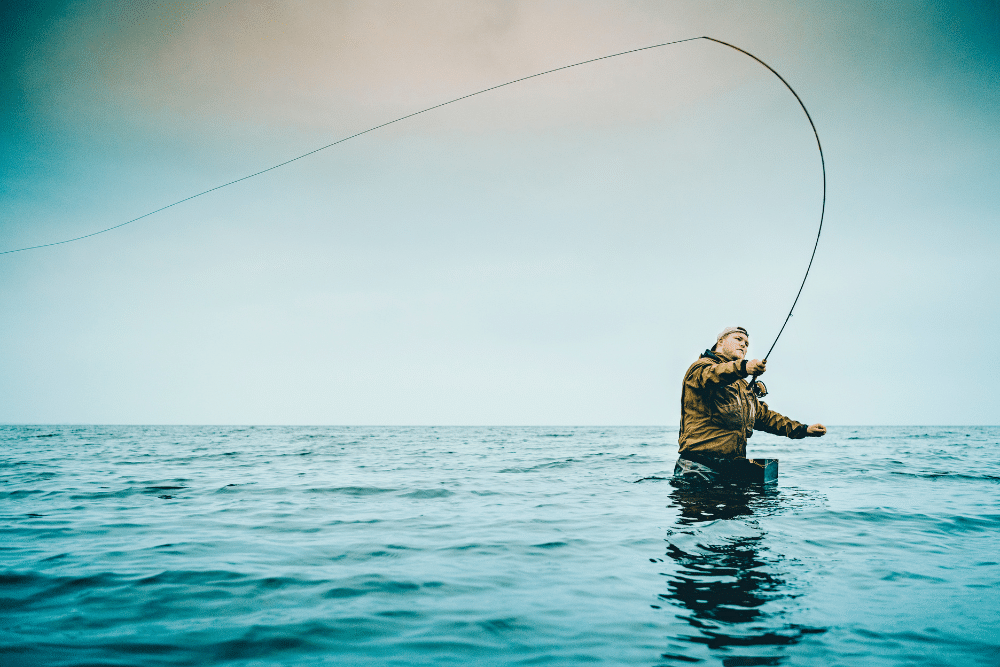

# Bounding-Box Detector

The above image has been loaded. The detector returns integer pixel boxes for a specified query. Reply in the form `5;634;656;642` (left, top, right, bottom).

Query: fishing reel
749;379;768;398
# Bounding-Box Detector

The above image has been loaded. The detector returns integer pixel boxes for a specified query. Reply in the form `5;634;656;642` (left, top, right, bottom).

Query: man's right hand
746;359;766;376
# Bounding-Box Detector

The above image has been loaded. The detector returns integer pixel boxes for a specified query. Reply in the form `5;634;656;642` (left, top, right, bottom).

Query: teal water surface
2;425;998;666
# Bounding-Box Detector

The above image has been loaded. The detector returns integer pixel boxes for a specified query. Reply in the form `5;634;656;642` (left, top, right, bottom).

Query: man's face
717;332;748;361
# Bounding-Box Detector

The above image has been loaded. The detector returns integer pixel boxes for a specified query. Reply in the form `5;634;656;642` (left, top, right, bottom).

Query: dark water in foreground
2;425;998;666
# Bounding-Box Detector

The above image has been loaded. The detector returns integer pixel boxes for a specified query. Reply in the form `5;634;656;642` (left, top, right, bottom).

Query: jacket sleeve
685;358;748;390
754;401;807;439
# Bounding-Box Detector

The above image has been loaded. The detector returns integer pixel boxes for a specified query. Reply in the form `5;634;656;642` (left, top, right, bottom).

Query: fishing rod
2;37;826;367
694;38;826;390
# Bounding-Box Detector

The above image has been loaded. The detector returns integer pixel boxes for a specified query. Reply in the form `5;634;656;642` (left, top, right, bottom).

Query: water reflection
654;481;825;666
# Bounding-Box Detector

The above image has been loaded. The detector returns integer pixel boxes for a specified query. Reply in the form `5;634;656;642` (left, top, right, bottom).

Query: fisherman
675;326;826;481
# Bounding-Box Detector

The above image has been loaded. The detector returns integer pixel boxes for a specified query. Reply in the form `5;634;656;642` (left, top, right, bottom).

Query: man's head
713;326;749;361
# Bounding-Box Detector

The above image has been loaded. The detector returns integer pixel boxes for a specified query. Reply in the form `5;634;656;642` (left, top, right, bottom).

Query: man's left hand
806;423;826;437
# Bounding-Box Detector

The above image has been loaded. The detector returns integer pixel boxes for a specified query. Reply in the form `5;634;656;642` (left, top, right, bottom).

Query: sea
2;425;998;666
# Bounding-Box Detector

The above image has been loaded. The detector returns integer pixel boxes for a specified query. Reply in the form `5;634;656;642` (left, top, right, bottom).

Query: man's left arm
755;401;826;439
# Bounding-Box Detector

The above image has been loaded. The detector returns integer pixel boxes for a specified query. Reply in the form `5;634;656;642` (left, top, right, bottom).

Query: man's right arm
685;358;749;389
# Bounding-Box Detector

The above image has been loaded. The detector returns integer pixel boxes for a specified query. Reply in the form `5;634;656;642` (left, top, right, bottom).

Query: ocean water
1;425;998;666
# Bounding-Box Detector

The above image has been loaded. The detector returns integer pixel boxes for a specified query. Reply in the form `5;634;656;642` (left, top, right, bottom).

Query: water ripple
1;425;998;666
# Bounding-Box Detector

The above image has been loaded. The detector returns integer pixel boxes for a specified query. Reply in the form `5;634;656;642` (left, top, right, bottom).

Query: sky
1;0;998;425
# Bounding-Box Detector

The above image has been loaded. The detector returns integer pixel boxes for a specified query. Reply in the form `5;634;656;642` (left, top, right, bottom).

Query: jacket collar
701;349;722;361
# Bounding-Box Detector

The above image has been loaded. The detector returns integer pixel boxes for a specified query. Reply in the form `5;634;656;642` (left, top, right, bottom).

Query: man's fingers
806;423;827;437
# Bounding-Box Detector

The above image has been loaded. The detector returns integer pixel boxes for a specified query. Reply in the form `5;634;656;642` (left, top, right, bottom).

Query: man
675;326;826;481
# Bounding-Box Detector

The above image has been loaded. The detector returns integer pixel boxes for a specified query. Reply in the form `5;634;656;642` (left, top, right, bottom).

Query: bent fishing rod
3;36;826;365
694;38;827;390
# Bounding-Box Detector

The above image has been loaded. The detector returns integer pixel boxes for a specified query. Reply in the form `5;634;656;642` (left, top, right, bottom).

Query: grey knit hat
716;326;749;342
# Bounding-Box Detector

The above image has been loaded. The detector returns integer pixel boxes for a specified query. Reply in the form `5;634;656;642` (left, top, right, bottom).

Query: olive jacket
678;350;807;459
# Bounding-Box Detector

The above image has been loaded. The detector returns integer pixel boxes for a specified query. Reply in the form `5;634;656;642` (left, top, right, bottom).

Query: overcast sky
2;0;998;425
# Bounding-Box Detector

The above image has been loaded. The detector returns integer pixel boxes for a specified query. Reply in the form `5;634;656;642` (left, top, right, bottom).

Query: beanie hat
716;326;749;342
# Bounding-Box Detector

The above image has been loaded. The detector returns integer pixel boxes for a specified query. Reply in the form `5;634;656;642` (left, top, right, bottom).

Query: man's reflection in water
654;480;825;666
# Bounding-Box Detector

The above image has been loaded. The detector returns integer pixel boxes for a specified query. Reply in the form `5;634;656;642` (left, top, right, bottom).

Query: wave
306;486;397;496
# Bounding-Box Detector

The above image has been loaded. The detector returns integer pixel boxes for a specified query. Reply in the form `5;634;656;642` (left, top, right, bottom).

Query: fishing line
2;36;825;360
